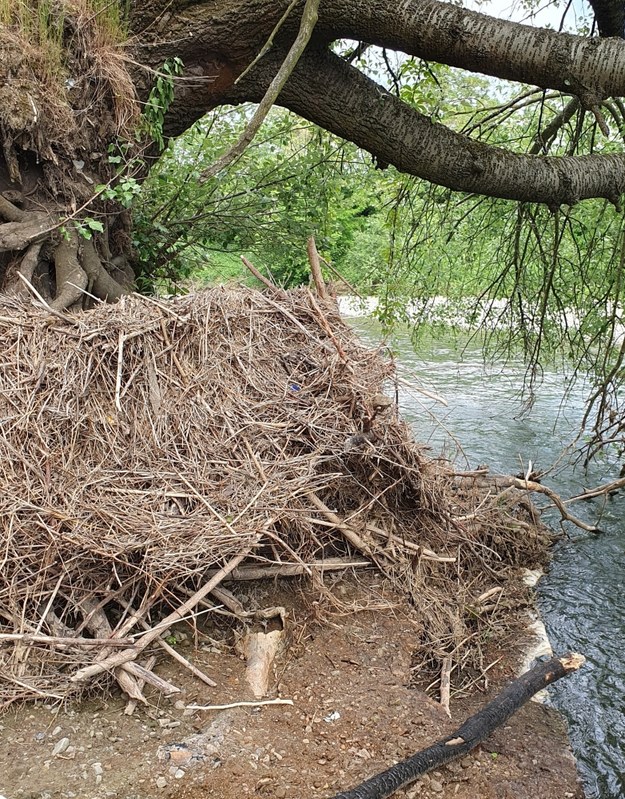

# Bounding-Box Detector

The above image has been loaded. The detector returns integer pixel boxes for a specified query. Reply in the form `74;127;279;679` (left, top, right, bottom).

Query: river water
348;316;625;799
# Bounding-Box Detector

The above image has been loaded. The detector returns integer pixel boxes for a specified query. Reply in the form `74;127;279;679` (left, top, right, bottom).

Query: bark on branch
241;48;625;204
329;653;585;799
132;0;625;134
0;212;53;251
315;0;625;99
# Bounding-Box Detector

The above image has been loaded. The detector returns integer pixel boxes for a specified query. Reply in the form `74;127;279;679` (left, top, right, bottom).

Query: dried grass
0;0;138;177
0;286;549;706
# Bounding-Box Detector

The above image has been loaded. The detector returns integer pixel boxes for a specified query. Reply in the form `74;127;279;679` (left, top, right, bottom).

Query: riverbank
0;575;584;799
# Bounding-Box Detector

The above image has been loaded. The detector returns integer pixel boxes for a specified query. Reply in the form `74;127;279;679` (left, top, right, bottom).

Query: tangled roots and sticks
0;286;550;706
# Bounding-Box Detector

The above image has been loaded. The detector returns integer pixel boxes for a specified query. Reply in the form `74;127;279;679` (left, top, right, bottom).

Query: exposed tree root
0;212;52;252
81;239;129;302
1;190;130;308
51;229;88;311
16;241;44;290
0;193;26;223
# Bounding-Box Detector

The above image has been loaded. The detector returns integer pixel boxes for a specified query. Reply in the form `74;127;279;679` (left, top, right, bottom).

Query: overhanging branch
315;0;625;101
245;48;625;204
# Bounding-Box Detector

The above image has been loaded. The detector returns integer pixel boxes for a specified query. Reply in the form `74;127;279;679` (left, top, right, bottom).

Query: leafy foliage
133;107;392;292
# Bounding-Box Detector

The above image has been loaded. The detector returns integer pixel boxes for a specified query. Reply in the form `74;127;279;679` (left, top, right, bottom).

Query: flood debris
0;284;550;708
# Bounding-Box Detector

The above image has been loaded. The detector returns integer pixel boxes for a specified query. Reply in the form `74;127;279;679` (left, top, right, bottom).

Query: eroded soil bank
0;578;584;799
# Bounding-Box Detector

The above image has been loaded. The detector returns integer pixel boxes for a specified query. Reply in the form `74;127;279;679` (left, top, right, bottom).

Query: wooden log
328;653;585;799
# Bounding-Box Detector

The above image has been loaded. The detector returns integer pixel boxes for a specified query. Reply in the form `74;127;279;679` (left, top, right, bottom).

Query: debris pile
0;286;548;707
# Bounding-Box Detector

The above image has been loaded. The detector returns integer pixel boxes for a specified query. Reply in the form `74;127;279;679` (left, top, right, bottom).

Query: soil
0;576;584;799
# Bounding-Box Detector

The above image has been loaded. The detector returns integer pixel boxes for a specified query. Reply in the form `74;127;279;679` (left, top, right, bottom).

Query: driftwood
494;476;599;533
567;475;625;503
329;653;585;799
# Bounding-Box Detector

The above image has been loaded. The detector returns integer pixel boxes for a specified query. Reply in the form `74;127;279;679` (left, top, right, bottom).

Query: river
347;315;625;799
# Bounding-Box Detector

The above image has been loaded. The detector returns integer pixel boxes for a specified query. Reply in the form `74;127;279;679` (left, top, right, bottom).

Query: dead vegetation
0;284;550;708
0;0;139;309
0;0;137;165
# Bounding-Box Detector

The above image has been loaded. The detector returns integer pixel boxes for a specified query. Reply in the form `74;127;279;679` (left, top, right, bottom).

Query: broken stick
439;657;452;718
328;653;585;799
70;545;257;684
307;236;328;298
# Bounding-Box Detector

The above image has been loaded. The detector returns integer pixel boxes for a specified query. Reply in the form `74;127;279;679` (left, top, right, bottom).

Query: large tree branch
315;0;625;102
234;47;625;204
131;0;625;122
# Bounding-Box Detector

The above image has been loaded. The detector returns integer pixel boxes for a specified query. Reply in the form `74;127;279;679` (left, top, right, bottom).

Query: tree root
0;193;26;222
50;228;88;311
81;238;129;302
0;212;52;251
1;188;131;307
16;241;43;290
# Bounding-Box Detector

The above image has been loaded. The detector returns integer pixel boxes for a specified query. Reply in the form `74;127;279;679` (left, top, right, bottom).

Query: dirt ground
0;576;584;799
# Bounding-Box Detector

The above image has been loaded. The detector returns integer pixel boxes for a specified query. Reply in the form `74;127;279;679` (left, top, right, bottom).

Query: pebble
430;780;444;793
174;768;185;779
52;737;70;756
51;726;62;737
155;777;168;789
